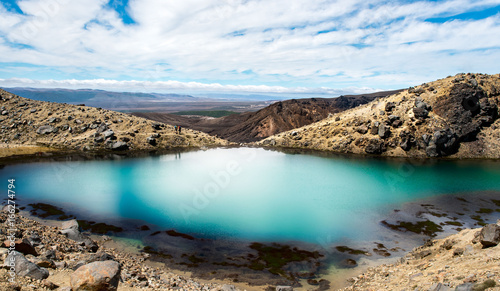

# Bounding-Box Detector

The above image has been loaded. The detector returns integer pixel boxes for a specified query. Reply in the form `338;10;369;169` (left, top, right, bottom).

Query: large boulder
478;224;500;248
70;260;121;291
60;220;98;252
5;251;49;280
378;124;390;139
110;141;129;151
2;238;37;256
36;125;56;134
425;130;458;157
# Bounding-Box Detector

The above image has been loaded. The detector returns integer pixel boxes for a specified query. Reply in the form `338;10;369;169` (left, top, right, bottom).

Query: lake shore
2;188;499;290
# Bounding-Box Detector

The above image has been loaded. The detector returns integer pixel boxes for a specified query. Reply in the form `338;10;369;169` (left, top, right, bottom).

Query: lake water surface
2;147;500;244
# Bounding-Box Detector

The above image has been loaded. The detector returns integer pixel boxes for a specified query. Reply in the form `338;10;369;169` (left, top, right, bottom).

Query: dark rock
5;251;49;280
95;136;104;143
434;83;498;141
370;122;379;135
111;141;128;151
36;125;55;134
426;130;458;157
385;102;396;112
399;131;415;151
30;108;37;113
378;124;390;139
365;139;385;154
152;123;162;130
2;238;37;256
221;285;237;291
478;224;500;248
147;137;157;146
48;117;59;123
151;133;160;138
413;107;429;119
1;110;8;115
275;286;293;291
415;97;431;111
71;260;121;291
120;137;130;142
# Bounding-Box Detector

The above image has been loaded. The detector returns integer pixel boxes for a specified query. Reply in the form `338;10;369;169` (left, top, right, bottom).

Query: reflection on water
1;147;500;243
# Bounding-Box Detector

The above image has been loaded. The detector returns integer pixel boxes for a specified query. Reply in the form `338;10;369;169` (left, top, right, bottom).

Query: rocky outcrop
259;73;500;159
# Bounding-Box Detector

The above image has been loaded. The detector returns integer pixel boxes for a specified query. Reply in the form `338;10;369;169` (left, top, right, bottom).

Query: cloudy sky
0;0;499;95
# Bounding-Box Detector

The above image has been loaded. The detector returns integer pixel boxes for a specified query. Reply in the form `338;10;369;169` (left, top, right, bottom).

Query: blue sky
0;0;499;95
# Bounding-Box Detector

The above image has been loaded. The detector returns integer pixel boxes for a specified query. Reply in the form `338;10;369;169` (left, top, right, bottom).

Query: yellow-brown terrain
259;73;500;159
0;89;231;158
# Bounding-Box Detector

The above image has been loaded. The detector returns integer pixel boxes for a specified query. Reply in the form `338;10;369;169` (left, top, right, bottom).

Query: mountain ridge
258;73;500;159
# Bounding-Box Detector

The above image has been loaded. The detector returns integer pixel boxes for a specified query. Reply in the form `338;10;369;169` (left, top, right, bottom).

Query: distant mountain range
1;87;286;113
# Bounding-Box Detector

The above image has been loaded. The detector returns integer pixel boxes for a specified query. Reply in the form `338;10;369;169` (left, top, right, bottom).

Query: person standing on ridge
178;125;182;134
174;125;178;134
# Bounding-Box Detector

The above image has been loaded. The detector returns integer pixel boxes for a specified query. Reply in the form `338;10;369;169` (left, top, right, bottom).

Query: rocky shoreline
1;209;254;291
2;189;500;290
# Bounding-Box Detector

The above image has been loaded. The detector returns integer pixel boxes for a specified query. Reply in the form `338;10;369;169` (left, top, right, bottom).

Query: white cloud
0;0;499;91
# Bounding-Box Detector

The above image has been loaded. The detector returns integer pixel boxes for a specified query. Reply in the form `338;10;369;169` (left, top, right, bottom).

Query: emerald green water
1;147;500;243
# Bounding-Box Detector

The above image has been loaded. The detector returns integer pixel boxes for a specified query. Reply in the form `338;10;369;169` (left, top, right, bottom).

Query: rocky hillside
0;89;230;158
134;90;401;143
341;222;500;290
258;73;500;159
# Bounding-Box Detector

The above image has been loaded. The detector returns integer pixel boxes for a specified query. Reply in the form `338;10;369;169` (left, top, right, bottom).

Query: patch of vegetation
381;220;443;237
335;246;369;255
473;279;496;291
172;110;239;118
248;242;322;276
492;199;500;207
456;197;469;203
77;220;123;234
476;208;494;214
28;203;66;218
444;221;463;226
166;230;195;240
470;215;487;226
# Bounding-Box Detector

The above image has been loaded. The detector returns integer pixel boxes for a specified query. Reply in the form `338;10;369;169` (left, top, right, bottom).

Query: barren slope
134;90;401;143
259;73;500;159
0;89;230;158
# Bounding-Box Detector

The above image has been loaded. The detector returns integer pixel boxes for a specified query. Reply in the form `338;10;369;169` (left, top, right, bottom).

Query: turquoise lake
2;147;500;244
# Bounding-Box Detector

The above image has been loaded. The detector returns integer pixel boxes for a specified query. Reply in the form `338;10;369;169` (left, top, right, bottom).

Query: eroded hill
134;90;401;143
0;89;229;158
258;73;500;159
